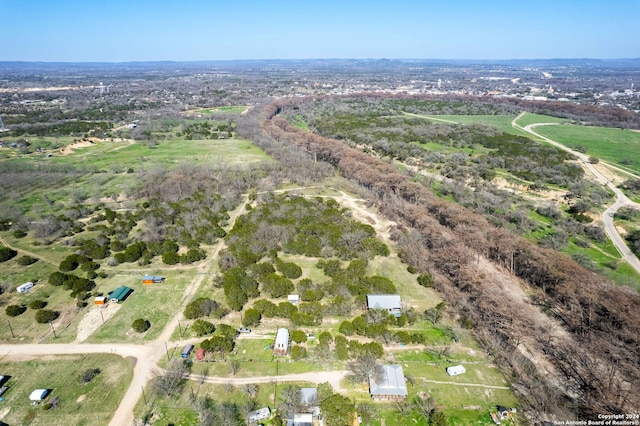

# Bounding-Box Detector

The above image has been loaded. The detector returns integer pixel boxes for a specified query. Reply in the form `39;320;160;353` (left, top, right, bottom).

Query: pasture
533;124;640;175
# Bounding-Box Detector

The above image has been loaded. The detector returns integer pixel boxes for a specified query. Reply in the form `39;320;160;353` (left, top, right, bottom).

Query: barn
108;286;133;303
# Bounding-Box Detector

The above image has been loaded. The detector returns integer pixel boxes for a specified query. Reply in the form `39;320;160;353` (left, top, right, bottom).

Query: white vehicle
16;282;34;293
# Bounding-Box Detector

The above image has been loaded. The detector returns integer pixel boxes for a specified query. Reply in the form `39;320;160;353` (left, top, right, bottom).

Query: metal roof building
369;364;408;401
108;286;133;303
274;328;290;356
366;294;403;317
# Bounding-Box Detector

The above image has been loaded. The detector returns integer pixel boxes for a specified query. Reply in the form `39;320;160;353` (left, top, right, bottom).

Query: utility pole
165;342;170;361
49;321;56;338
100;309;105;324
142;386;147;404
7;320;15;338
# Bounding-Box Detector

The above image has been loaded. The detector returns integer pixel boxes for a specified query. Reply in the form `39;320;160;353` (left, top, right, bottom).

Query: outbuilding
142;275;165;285
446;365;466;376
247;407;271;423
94;296;107;305
108;286;133;303
29;389;49;402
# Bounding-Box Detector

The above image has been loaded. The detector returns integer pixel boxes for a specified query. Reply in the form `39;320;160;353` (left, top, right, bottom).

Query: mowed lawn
0;354;133;426
534;124;640;174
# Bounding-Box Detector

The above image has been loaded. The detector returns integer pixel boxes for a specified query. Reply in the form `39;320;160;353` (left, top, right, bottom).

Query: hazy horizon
2;0;638;62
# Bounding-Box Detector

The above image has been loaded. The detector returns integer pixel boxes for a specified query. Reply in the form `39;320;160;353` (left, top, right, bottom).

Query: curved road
512;114;640;274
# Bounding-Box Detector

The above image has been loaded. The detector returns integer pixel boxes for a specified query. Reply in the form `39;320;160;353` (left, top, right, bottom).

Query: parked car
238;327;251;333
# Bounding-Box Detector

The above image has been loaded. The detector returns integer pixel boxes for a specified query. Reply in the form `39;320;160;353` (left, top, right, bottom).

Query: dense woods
244;95;640;423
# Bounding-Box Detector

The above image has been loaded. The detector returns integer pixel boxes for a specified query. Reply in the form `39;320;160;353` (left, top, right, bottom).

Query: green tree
35;309;59;324
290;329;307;343
242;308;261;327
162;251;180;265
338;320;355;336
320;394;355;426
290;345;307;360
6;305;26;317
0;246;17;262
132;318;151;333
191;319;215;336
28;300;47;310
17;255;38;266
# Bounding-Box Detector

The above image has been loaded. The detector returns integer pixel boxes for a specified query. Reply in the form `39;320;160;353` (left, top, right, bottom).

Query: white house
17;282;34;293
446;365;466;376
274;328;290;356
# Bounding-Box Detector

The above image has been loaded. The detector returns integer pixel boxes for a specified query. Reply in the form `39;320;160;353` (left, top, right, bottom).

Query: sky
1;0;639;62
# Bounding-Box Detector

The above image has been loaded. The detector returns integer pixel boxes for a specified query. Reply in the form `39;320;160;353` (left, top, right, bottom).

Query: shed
446;365;466;376
366;294;402;317
142;275;165;285
94;296;107;305
369;364;408;401
287;294;300;305
287;413;313;426
247;407;271;423
29;389;48;401
274;328;290;356
108;286;133;303
17;282;34;293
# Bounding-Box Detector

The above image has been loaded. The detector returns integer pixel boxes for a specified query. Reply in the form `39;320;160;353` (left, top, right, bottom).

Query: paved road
512;114;640;275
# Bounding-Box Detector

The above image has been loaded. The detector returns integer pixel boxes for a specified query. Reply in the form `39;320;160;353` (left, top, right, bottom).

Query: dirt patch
76;394;86;403
0;407;10;420
75;304;122;342
60;140;94;155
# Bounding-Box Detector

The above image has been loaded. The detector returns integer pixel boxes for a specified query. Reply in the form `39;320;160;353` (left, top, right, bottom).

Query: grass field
404;112;530;137
514;112;567;127
0;354;133;426
533;124;640;175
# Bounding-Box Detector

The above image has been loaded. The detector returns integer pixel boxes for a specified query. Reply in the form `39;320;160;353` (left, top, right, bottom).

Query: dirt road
513;115;640;275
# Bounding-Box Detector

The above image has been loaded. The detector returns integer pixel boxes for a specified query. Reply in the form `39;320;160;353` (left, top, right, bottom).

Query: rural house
273;328;290;356
369;364;408;401
29;388;49;402
366;294;402;317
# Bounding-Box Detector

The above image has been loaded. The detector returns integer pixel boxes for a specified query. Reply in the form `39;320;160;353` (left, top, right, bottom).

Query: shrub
0;246;17;262
13;229;27;238
191;319;215;336
17;255;39;266
242;308;262;327
290;345;307;360
78;368;101;384
6;305;26;317
417;273;432;287
290;329;308;343
162;251;180;265
35;309;59;323
132;318;151;333
276;259;303;279
28;300;47;310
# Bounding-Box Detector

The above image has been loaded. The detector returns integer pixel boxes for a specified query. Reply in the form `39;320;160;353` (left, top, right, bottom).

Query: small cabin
94;296;107;305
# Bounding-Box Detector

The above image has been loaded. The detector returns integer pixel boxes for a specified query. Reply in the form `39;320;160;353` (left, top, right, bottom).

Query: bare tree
152;358;190;397
347;354;383;384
